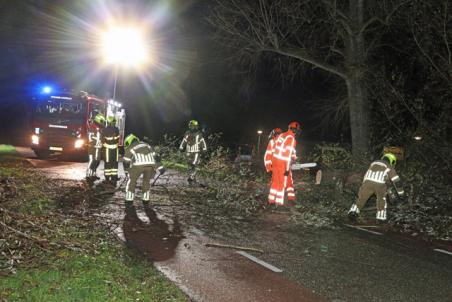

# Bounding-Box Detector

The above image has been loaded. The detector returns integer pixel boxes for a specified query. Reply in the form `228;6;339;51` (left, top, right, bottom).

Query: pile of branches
155;133;267;217
0;167;105;275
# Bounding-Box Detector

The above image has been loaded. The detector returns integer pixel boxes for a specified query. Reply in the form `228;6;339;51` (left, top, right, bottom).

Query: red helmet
269;128;282;139
288;121;301;131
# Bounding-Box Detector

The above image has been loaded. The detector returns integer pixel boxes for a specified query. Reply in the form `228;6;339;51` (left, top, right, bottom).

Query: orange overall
267;130;297;205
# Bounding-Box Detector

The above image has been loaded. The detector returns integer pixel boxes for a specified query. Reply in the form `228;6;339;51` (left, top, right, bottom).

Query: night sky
0;0;342;147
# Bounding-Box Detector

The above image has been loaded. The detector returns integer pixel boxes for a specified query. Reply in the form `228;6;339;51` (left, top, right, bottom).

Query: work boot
348;212;359;222
376;219;386;226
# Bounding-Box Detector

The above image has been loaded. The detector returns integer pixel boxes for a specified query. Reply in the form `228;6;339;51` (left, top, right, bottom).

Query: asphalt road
17;147;452;302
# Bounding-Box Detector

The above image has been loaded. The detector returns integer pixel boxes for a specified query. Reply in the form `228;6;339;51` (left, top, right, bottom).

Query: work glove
123;171;129;181
284;170;289;176
157;166;166;175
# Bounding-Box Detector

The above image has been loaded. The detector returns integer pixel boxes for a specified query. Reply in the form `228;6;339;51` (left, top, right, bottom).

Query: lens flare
101;26;148;67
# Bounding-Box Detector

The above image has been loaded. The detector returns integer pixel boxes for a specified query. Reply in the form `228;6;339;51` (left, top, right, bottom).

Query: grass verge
0;151;187;302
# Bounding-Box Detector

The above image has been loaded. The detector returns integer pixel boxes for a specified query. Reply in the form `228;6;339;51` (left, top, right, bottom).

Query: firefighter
123;134;165;203
179;120;207;183
264;128;282;172
268;122;301;205
102;116;120;184
348;153;405;223
86;113;105;180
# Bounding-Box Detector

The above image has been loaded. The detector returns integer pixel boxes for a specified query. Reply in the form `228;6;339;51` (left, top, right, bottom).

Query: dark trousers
104;148;119;181
186;152;201;180
86;148;102;177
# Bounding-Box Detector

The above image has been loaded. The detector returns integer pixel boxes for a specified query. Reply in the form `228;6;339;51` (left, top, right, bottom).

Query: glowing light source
413;135;423;141
257;130;263;135
31;135;39;145
42;86;52;94
100;26;148;67
74;139;85;149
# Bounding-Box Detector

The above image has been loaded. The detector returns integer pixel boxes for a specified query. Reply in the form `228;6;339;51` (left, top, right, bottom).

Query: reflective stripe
132;143;150;151
142;191;150;201
105;136;120;141
363;168;390;184
124;157;131;161
371;162;388;168
391;175;400;181
103;143;118;149
349;204;360;214
272;153;291;161
193;153;199;165
376;198;387;220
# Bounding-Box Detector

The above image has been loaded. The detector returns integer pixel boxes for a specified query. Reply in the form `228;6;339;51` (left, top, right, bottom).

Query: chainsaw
290;162;318;170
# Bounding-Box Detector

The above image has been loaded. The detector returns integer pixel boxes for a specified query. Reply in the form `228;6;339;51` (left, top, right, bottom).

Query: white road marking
344;224;382;236
236;251;283;273
434;249;452;256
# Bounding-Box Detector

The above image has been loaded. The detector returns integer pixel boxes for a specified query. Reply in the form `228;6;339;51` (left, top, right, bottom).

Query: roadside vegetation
157;134;451;242
0;146;187;302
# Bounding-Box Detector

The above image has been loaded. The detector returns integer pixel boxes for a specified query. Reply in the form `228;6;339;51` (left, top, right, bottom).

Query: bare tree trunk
346;0;371;157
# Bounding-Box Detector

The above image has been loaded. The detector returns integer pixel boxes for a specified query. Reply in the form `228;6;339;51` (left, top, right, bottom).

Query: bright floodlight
42;86;52;94
101;26;148;67
257;130;263;134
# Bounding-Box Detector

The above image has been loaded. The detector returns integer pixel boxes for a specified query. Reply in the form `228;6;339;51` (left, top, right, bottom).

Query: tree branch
264;46;347;79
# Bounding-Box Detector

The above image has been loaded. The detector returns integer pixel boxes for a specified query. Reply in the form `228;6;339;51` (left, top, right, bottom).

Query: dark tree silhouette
208;0;408;156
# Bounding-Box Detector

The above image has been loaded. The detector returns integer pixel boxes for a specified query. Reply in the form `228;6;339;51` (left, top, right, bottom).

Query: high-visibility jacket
179;130;207;153
123;140;160;201
102;126;120;150
102;125;120;179
362;160;404;195
268;130;297;205
264;138;276;172
123;141;158;170
349;159;404;221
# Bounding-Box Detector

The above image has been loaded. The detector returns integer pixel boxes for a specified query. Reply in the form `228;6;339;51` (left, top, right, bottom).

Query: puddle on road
123;203;184;262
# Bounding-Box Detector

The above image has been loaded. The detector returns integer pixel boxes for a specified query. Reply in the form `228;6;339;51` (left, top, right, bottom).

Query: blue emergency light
41;86;52;94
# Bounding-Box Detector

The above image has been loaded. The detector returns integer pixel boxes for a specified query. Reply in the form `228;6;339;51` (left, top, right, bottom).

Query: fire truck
30;91;126;159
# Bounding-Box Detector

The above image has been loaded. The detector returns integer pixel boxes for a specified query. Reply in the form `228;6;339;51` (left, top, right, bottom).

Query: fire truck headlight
31;135;39;145
74;139;85;149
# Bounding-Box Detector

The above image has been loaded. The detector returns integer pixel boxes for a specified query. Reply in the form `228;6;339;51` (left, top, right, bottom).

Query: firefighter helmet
288;121;301;135
106;116;116;126
382;153;397;167
124;134;139;148
269;128;282;140
188;119;199;130
94;113;106;126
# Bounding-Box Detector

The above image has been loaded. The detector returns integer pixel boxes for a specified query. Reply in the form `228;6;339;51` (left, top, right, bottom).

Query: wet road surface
16;147;452;302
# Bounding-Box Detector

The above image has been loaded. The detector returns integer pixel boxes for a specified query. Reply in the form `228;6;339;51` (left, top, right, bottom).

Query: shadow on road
123;202;184;262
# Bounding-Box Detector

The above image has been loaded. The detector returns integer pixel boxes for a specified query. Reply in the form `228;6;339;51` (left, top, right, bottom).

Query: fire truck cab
31;91;126;159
